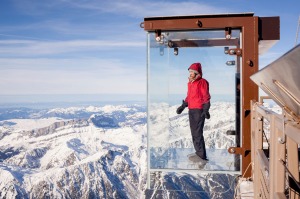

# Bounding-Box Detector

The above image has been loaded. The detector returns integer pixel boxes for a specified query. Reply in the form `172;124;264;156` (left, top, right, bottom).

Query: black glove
201;102;211;119
176;100;188;114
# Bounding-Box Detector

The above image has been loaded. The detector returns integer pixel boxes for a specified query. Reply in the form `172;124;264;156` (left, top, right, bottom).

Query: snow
0;102;244;198
2;118;64;131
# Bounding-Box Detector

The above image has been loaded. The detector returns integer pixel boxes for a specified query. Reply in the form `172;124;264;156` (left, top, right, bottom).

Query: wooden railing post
287;133;300;199
251;101;264;198
269;115;286;198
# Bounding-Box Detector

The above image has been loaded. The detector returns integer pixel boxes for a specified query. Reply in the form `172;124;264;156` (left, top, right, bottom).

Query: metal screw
226;34;231;39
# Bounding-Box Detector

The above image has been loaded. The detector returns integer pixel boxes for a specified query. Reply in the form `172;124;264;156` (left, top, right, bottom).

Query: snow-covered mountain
0;102;255;198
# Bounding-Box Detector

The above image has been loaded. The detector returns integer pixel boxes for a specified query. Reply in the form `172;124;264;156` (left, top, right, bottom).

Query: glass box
147;30;242;190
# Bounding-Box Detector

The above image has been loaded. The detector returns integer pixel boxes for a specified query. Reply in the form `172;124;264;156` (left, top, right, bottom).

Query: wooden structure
250;44;300;198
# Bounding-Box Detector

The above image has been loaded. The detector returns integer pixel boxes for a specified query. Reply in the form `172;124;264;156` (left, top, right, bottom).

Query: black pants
188;109;207;159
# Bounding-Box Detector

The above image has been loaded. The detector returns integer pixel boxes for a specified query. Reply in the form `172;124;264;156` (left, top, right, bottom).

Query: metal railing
251;100;300;199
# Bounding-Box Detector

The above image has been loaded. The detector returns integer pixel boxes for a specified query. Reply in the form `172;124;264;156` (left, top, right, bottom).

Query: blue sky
0;0;299;102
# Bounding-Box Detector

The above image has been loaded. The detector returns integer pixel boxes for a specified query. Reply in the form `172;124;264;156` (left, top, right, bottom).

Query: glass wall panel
147;33;170;170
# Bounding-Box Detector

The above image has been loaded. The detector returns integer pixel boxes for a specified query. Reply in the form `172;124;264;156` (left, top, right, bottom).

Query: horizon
0;93;234;105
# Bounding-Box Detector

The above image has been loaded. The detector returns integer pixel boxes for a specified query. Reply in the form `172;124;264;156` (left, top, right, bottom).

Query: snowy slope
0;104;147;198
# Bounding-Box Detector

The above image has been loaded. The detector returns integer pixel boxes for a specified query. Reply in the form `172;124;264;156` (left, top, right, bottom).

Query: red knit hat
188;63;202;76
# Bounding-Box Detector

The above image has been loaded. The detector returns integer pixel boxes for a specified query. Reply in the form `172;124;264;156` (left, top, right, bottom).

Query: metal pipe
260;82;285;107
273;80;300;107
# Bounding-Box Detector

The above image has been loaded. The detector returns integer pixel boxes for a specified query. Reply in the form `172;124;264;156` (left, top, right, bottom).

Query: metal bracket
228;48;242;56
225;27;232;39
155;29;162;43
228;147;250;157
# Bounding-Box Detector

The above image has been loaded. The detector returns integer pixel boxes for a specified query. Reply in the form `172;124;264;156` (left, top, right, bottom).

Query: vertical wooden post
251;101;263;199
287;136;300;198
269;115;285;198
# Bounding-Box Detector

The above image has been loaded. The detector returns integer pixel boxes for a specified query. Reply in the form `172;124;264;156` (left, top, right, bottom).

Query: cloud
0;39;145;56
11;0;227;18
63;0;227;18
0;57;146;95
10;0;67;16
3;1;228;43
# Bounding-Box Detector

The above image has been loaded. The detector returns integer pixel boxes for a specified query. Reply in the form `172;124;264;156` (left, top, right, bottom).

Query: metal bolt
196;20;202;27
229;49;235;54
246;60;254;67
230;148;236;153
224;47;229;54
226;60;235;66
257;117;262;121
174;48;178;56
278;137;286;144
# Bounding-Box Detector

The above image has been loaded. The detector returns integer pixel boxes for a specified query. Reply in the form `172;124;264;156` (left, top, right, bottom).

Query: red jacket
185;77;210;109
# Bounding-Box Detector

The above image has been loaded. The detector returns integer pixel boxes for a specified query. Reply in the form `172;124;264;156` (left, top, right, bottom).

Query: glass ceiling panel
149;30;240;48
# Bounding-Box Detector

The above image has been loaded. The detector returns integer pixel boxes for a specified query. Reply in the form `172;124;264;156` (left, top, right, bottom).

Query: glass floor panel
148;171;238;194
150;148;239;171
